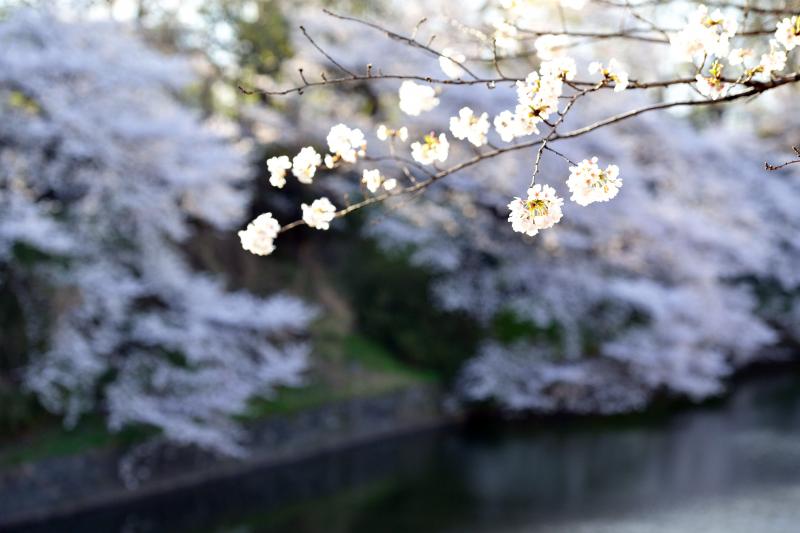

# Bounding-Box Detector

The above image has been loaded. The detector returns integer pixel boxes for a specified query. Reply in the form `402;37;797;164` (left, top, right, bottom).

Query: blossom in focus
540;56;577;81
439;47;467;79
516;71;562;112
449;107;490;147
695;59;728;98
411;132;450;165
494;110;518;142
670;5;737;63
589;59;629;92
512;71;563;136
377;124;409;142
239;212;280;256
292;146;322;184
775;16;800;51
326;124;366;166
398;81;439;116
534;34;569;60
301;197;336;230
508;184;564;236
362;169;383;193
695;73;729;99
566;157;622;206
267;156;291;189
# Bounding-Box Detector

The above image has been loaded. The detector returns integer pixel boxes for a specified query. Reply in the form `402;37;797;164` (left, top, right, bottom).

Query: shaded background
2;0;800;531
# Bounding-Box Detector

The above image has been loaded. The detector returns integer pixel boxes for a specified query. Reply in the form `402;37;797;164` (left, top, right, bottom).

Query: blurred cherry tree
0;10;315;455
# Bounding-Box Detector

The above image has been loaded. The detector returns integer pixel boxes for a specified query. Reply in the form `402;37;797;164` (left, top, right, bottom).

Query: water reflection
13;370;800;533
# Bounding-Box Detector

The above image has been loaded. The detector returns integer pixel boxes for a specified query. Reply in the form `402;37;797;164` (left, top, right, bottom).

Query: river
14;369;800;533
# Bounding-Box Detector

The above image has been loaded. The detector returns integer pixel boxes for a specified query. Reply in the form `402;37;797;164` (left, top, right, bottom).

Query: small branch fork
766;146;800;171
242;8;800;234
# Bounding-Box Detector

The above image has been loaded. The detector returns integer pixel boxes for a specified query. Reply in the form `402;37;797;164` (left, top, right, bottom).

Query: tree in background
0;10;315;455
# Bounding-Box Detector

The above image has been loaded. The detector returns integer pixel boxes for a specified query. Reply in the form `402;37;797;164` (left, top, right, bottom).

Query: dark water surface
15;370;800;533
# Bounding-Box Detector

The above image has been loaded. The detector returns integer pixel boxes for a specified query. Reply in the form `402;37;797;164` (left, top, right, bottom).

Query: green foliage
491;309;561;346
0;385;40;435
7;90;40;115
233;0;293;76
343;334;435;382
0;415;154;467
242;333;433;420
333;238;482;380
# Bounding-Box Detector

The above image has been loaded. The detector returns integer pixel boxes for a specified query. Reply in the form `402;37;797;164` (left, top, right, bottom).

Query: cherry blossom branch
275;71;800;234
594;0;800;16
321;8;482;81
239;5;800;256
238;70;770;97
765;145;800;170
299;25;357;77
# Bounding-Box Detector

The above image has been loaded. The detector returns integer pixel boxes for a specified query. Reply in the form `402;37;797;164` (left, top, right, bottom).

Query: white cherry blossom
728;48;754;66
775;16;800;51
292;146;322;184
411;132;450;165
266;156;291;189
759;40;787;76
377;124;409;142
540;56;577;81
696;73;729;99
362;169;383;193
238;212;280;256
449;107;490;147
513;71;563;136
326;124;366;165
508;184;564;236
301;197;337;230
589;59;629;92
398;81;439;116
494;110;519;143
670;5;737;63
566;157;622;206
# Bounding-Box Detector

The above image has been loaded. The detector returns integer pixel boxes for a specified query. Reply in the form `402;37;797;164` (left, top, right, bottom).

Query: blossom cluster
670;5;738;63
241;2;800;255
494;64;566;140
588;59;629;92
566;157;622;206
302;197;337;230
449;107;490;147
238;213;280;256
398;80;439;116
670;5;799;99
325;123;366;168
362;169;397;193
506;155;623;237
245;48;633;254
411;132;450;164
508;184;564;237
